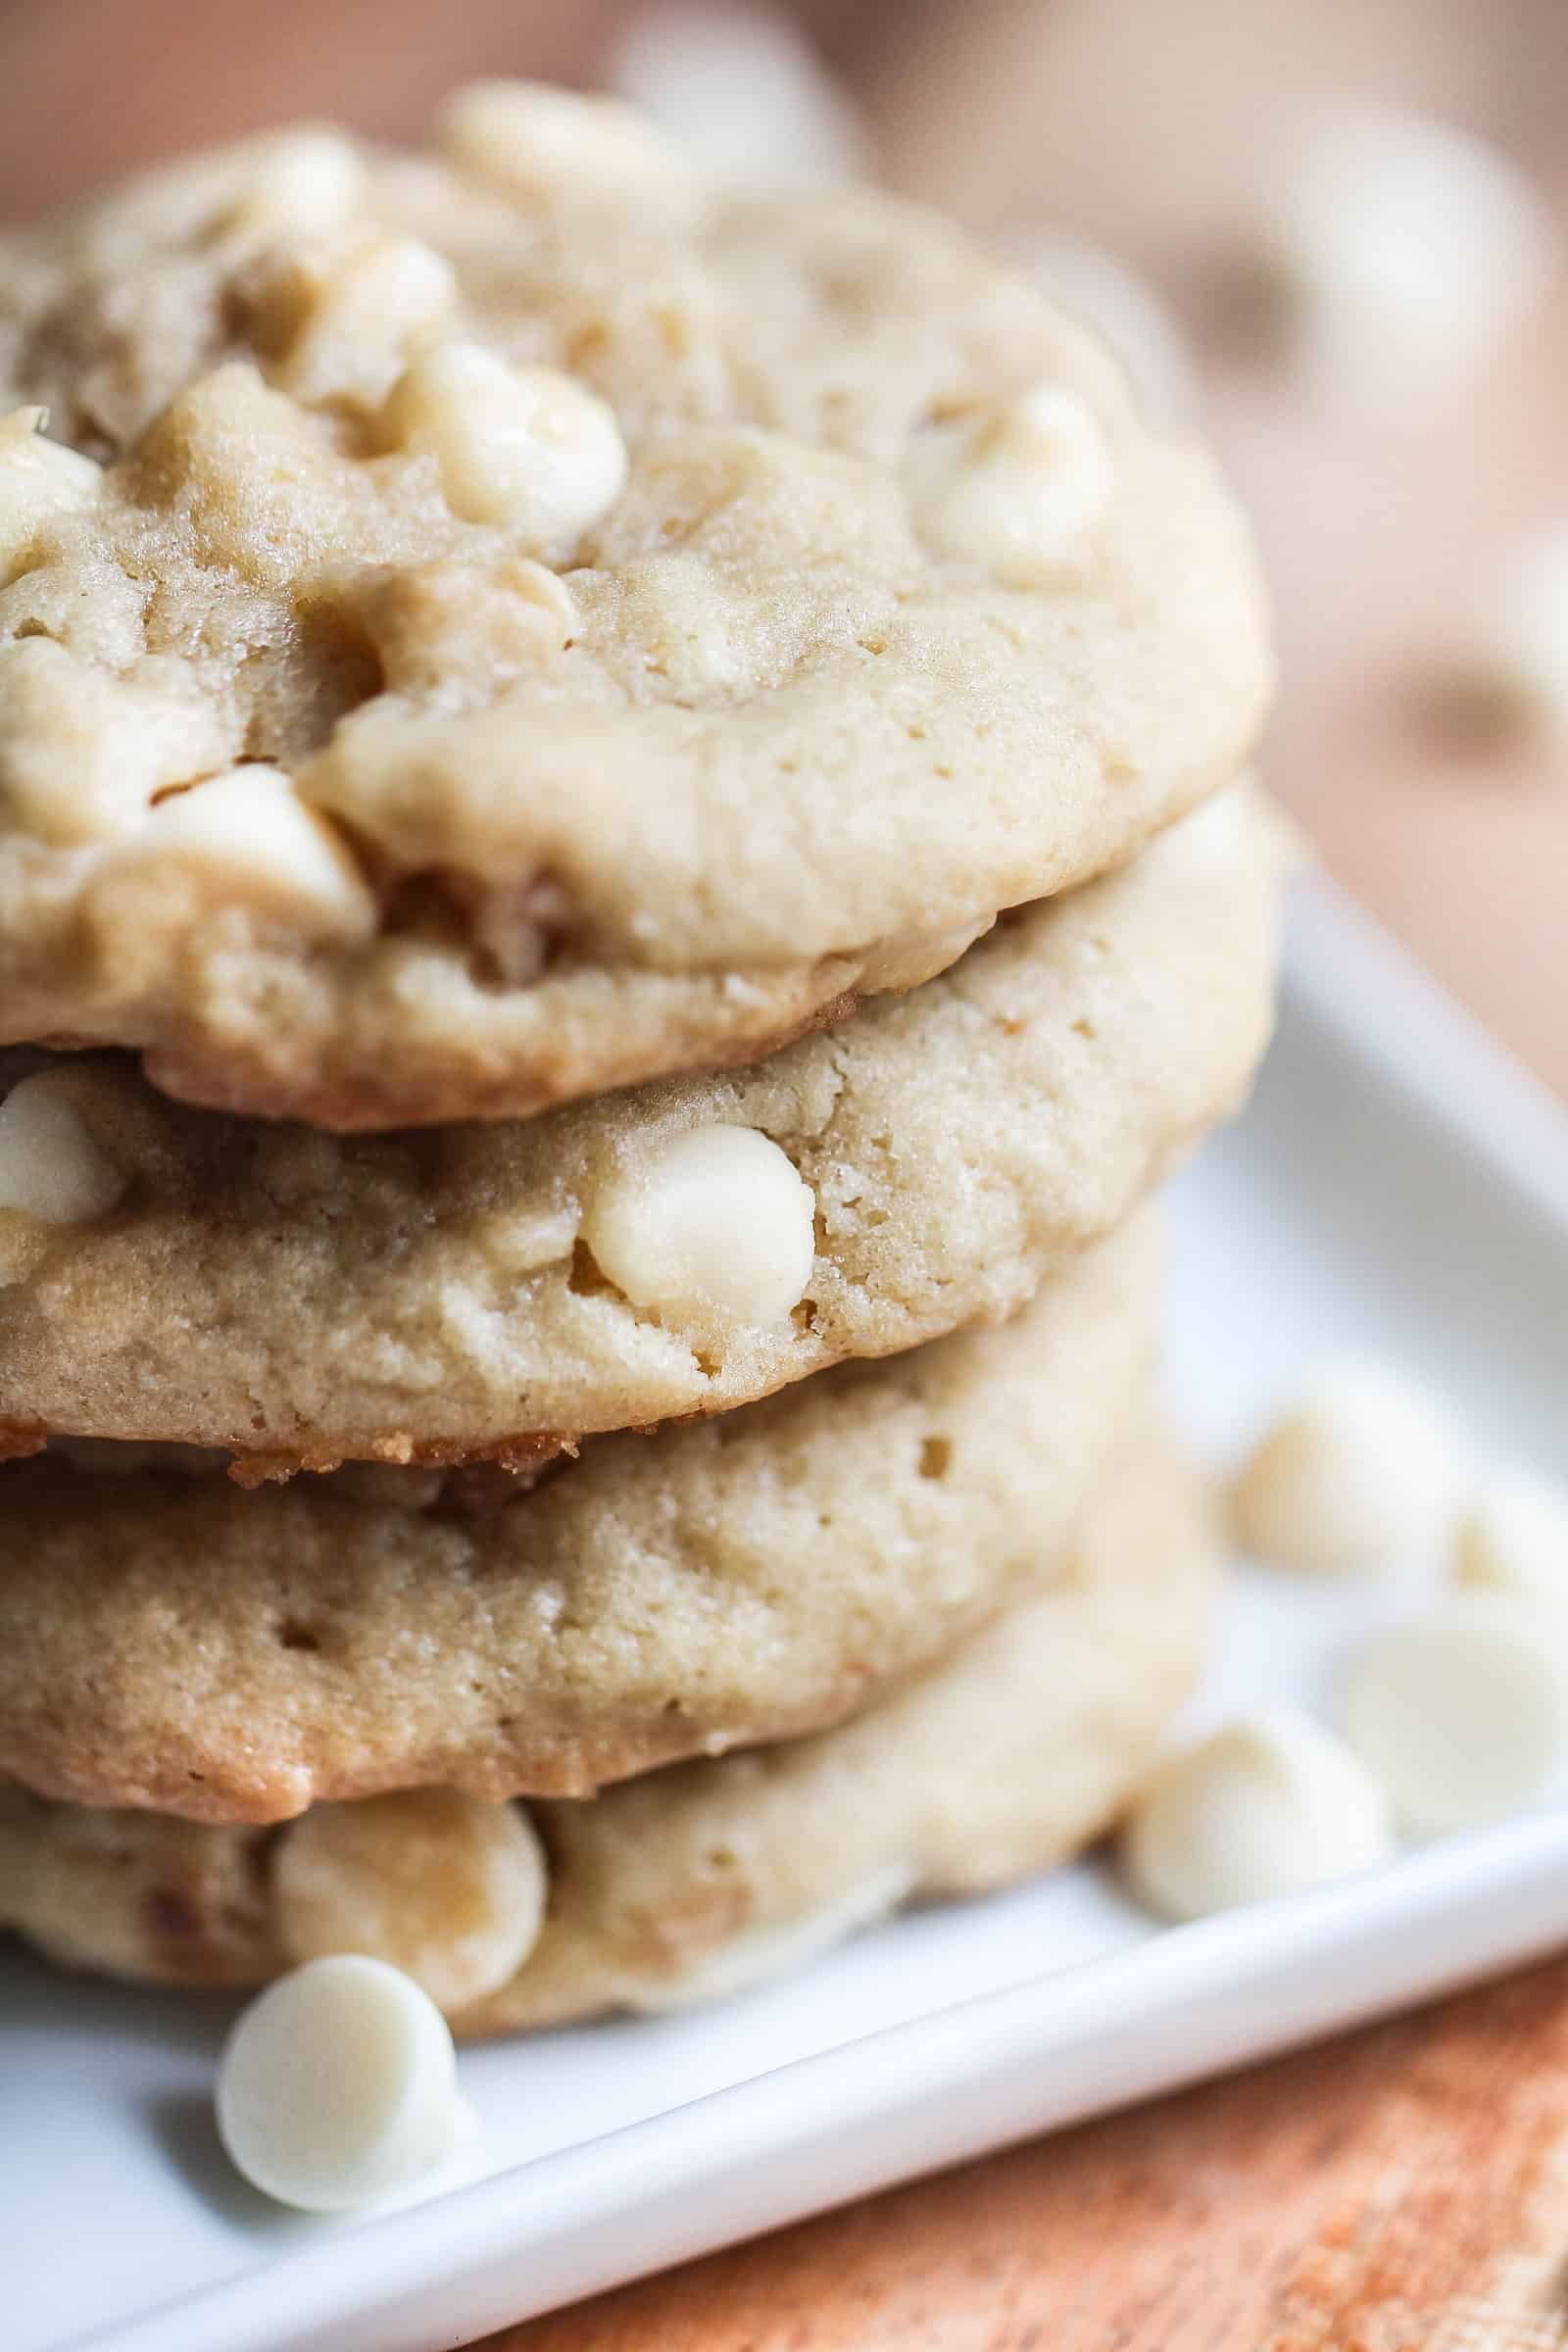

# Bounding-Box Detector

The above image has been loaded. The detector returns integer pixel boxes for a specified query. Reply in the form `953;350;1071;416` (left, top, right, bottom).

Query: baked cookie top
0;84;1271;1128
0;786;1286;1470
0;1213;1156;1823
0;1434;1214;2028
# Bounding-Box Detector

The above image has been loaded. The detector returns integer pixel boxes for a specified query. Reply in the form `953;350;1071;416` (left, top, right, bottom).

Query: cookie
0;85;1271;1129
0;1213;1157;1823
0;1435;1214;2028
0;785;1285;1471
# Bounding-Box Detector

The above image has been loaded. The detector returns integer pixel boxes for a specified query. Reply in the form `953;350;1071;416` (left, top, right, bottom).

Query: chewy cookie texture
0;84;1279;2057
0;785;1284;1471
0;1436;1214;2033
0;82;1268;1129
0;1216;1158;1821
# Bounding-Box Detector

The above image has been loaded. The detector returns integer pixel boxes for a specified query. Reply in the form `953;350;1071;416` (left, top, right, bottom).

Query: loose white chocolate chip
1447;529;1568;744
100;766;376;942
0;409;104;580
216;1954;465;2212
0;1072;125;1225
1009;235;1197;420
1230;1358;1463;1576
265;235;458;411
581;1122;816;1328
1118;1705;1395;1922
1453;1469;1568;1604
610;4;869;189
226;130;368;241
438;79;689;206
383;344;627;548
1343;1597;1568;1833
1258;105;1554;399
906;383;1113;585
275;1791;547;2014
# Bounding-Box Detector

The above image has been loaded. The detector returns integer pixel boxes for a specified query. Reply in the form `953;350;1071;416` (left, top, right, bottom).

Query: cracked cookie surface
0;86;1270;1127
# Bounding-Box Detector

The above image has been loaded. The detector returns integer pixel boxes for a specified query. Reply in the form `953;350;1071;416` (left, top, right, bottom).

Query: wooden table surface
470;15;1568;2344
486;1951;1568;2351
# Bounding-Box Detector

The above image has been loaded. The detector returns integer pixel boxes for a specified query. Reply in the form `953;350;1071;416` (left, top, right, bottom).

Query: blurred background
3;0;1562;1092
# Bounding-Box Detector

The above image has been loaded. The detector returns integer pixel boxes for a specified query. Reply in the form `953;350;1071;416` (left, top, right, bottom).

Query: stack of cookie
0;85;1278;2031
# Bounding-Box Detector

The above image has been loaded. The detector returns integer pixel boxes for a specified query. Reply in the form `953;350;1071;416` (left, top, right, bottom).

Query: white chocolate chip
632;1865;916;2012
1138;778;1256;881
98;766;376;943
581;1122;816;1328
0;639;234;846
0;410;104;581
216;1954;465;2212
226;130;368;241
1343;1597;1568;1834
1008;235;1197;419
383;343;627;548
1258;105;1554;400
906;383;1114;586
1230;1358;1464;1577
1118;1705;1394;1922
1453;1468;1568;1605
438;80;690;205
262;235;458;411
274;1791;547;2014
610;4;869;190
0;1072;125;1225
1447;528;1568;744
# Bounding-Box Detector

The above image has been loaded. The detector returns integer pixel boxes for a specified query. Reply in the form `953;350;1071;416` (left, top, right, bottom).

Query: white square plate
10;874;1568;2352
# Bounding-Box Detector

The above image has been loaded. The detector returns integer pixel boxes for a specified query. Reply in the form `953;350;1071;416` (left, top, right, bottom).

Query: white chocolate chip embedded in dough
906;383;1114;586
216;1954;465;2212
0;409;104;580
0;1072;126;1225
438;79;690;207
1453;1469;1568;1605
1230;1358;1464;1577
1118;1705;1395;1922
96;766;376;944
1258;105;1554;400
1343;1597;1568;1834
0;639;235;846
274;1791;547;2014
581;1122;816;1329
258;235;458;411
382;344;628;548
226;130;368;242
